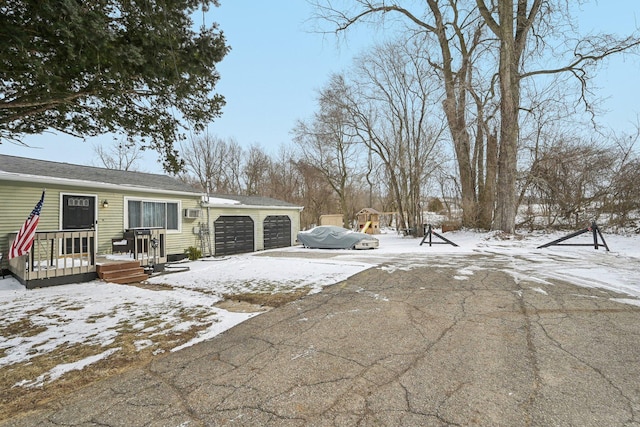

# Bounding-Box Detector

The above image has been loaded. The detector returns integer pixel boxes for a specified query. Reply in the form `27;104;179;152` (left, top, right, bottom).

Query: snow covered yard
1;228;639;418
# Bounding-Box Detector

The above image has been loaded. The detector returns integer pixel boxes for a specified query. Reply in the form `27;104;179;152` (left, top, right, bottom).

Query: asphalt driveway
3;254;640;426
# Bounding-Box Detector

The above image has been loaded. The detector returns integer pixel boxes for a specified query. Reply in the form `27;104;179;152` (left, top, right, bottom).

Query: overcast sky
3;0;639;174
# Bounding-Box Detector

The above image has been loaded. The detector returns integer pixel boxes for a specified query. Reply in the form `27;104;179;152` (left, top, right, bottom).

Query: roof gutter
202;202;304;211
0;171;203;198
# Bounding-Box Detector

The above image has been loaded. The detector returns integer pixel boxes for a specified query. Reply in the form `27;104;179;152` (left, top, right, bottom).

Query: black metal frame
420;224;459;247
537;222;610;251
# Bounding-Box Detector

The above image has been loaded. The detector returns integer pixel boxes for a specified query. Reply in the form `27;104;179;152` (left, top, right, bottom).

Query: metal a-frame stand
420;224;459;247
537;221;609;251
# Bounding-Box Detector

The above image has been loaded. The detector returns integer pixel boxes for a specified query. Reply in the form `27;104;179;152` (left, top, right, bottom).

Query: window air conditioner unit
184;208;201;219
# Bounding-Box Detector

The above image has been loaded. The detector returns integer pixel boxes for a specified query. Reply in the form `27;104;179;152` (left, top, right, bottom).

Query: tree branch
313;1;436;34
475;0;499;37
1;91;94;111
520;36;640;79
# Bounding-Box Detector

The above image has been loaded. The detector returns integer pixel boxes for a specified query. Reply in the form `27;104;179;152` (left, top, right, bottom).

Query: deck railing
8;229;96;286
123;228;167;267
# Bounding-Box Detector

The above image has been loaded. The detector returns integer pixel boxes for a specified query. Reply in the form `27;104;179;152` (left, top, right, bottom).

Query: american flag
9;191;45;259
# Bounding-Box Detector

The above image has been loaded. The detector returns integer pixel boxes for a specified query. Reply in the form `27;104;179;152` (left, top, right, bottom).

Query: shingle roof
0;154;200;194
0;155;301;208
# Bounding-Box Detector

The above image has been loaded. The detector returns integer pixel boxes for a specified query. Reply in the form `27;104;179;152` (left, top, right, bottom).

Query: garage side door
263;215;291;250
214;216;254;256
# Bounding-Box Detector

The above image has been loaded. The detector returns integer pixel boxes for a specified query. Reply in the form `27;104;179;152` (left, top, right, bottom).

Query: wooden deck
7;229;165;289
8;229;97;289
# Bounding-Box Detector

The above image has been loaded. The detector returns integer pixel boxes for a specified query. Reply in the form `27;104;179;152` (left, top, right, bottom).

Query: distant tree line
175;134;371;230
176;122;640;233
175;0;640;234
74;0;640;234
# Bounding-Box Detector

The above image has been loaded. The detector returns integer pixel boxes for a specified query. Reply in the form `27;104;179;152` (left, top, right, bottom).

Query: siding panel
0;181;203;267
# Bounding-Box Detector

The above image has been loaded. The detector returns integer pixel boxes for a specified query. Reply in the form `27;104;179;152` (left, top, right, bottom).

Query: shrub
185;246;202;261
427;197;444;213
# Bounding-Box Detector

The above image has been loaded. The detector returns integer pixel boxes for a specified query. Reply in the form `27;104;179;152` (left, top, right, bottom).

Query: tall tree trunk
478;0;542;233
389;172;408;232
429;0;478;228
443;97;477;227
478;129;498;229
341;199;350;229
493;8;519;234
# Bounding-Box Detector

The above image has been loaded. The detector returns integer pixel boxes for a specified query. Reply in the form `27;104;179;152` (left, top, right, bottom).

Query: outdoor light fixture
102;200;109;208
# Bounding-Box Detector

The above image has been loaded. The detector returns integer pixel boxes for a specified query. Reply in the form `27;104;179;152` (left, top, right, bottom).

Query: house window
67;197;90;207
127;200;179;231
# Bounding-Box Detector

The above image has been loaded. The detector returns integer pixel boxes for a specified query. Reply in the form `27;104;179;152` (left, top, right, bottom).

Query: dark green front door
62;195;95;253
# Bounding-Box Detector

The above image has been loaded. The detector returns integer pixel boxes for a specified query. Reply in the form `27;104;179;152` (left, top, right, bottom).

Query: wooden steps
96;260;149;284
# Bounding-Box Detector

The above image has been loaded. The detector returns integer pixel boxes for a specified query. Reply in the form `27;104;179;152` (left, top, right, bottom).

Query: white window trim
124;197;182;234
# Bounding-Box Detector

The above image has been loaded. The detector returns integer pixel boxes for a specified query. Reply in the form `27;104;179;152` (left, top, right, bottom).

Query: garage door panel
214;216;254;256
264;215;291;250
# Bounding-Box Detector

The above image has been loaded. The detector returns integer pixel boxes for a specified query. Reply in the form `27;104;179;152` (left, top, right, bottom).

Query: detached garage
203;195;302;256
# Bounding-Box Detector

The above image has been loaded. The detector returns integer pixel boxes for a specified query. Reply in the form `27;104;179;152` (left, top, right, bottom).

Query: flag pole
8;190;46;260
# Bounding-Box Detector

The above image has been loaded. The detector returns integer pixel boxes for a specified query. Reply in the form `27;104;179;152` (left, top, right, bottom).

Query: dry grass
223;286;311;308
0;318;47;338
0;315;209;421
125;281;175;291
0;286;312;422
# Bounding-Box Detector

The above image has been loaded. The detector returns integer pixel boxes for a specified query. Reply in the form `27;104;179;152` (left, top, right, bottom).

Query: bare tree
266;144;303;203
243;143;272;196
345;39;444;235
295;159;338;228
516;79;589;212
314;0;640;233
93;140;142;171
181;134;244;194
312;1;495;229
523;137;616;227
224;140;244;194
181;133;221;192
259;144;343;229
608;157;640;228
603;129;640;228
475;0;543;232
477;0;640;232
293;74;362;228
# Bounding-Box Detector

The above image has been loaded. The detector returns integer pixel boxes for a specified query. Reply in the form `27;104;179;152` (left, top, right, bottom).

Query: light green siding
0;184;58;261
1;177;302;273
0;180;202;265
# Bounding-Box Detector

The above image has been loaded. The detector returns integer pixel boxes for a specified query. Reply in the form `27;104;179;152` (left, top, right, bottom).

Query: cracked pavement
4;254;640;426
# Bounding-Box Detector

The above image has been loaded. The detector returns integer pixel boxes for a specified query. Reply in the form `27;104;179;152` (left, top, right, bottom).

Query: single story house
0;154;302;288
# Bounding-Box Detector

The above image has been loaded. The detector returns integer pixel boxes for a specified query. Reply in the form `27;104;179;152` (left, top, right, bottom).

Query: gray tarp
297;226;376;249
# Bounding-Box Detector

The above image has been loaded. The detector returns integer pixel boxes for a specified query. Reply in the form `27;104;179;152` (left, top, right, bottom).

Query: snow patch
14;348;120;388
2;230;639;390
531;287;548;295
